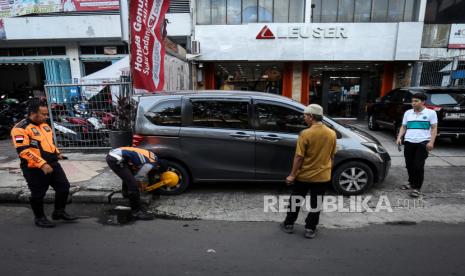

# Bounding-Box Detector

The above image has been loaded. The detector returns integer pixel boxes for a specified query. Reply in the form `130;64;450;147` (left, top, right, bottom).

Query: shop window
425;0;465;23
212;0;226;24
0;48;8;56
83;61;112;76
258;0;273;22
50;47;66;55
191;100;250;129
80;46;95;55
314;0;419;22
145;100;182;126
387;0;405;22
273;0;290;23
338;0;355;22
256;103;307;134
116;45;128;54
197;0;305;24
95;46;104;55
9;48;22;56
243;0;258;23
227;0;242;24
321;0;338;22
197;0;212;24
37;47;52;56
403;0;417;21
22;48;37;56
289;0;305;22
372;0;389;22
354;0;372;22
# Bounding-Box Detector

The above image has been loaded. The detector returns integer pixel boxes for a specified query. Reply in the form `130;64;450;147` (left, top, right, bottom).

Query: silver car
133;91;391;196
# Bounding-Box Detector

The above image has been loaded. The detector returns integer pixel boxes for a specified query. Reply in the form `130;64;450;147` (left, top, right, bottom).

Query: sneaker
34;217;56;228
279;222;294;234
304;228;317;239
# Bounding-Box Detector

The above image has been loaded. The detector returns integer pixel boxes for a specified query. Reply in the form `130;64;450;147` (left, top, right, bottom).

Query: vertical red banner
130;0;170;93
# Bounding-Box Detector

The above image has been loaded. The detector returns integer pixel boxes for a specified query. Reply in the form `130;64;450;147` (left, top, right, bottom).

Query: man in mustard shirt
280;104;337;239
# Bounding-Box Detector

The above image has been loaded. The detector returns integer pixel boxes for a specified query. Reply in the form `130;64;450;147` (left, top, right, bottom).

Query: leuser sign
257;25;348;39
449;24;465;49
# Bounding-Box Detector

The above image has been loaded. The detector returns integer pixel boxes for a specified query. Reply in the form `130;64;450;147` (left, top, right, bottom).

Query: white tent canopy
82;56;129;81
81;56;129;100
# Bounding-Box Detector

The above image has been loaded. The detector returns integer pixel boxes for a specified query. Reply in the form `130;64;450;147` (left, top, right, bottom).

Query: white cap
303;104;323;116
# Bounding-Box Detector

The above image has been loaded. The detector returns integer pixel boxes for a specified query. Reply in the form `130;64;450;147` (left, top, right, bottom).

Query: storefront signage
257;25;348;40
448;24;465;49
0;0;119;18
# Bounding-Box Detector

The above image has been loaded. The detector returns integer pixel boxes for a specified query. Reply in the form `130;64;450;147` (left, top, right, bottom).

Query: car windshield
428;91;465;106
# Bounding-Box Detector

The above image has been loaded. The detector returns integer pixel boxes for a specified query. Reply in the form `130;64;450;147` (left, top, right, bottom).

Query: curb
0;188;154;205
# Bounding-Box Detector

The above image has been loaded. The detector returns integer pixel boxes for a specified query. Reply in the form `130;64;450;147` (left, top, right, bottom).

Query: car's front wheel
332;161;374;195
156;160;190;195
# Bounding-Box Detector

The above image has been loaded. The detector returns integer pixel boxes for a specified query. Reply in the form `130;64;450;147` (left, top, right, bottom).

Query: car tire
156;160;190;195
368;115;379;131
332;161;374;195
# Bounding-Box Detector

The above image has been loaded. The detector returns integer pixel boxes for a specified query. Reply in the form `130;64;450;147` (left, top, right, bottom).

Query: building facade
191;0;429;119
419;0;465;87
0;0;192;100
1;0;463;119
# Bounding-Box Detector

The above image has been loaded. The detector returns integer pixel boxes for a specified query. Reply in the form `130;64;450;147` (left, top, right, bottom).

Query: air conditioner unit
191;40;200;55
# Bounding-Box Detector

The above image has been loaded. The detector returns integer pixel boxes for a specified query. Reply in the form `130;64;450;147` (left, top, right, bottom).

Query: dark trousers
106;155;140;194
404;141;429;190
284;180;327;230
22;162;70;218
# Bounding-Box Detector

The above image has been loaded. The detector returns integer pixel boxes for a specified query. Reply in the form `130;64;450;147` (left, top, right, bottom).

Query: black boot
30;197;45;218
30;197;55;228
52;210;78;221
34;217;56;228
128;193;154;220
52;192;77;221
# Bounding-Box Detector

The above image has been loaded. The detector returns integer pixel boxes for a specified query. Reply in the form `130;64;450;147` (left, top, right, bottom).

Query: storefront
195;21;423;119
210;62;283;93
0;47;71;100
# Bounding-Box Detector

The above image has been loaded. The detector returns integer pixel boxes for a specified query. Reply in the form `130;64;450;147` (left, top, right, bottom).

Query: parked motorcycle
0;95;27;139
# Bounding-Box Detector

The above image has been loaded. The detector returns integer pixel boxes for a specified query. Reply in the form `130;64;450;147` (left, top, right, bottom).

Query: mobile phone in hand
398;144;402;152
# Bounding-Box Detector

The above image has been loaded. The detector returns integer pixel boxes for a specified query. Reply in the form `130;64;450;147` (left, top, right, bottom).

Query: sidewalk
343;120;465;167
0;139;136;204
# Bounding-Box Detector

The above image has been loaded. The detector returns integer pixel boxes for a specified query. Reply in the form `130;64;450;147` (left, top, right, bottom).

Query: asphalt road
0;204;464;276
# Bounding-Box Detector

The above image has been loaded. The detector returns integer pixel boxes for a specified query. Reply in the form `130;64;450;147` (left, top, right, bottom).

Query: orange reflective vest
11;119;60;169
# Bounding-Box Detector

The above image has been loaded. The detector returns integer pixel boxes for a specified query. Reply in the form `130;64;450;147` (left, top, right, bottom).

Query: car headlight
362;142;386;154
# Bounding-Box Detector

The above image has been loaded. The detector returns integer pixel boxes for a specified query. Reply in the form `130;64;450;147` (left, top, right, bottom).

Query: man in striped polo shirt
396;93;438;198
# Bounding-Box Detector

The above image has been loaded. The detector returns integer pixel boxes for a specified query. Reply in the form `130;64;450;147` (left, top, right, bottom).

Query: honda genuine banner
130;0;170;93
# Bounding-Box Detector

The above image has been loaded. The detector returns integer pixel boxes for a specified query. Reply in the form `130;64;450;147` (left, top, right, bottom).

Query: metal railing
44;81;133;150
419;55;465;87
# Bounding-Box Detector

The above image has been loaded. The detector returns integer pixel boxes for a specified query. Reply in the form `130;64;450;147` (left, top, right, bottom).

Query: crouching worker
106;147;168;220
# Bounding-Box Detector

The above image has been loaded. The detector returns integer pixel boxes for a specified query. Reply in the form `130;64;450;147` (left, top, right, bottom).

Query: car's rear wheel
368;115;379;131
332;161;374;195
156;160;190;195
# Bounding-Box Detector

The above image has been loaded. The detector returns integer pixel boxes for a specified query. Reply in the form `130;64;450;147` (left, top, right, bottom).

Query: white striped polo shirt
402;108;438;143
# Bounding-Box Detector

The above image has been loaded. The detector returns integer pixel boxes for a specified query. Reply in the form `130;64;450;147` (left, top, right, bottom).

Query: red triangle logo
256;25;275;39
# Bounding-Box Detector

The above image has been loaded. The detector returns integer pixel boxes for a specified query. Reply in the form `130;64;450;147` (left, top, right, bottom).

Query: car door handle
230;132;251;139
261;135;281;141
